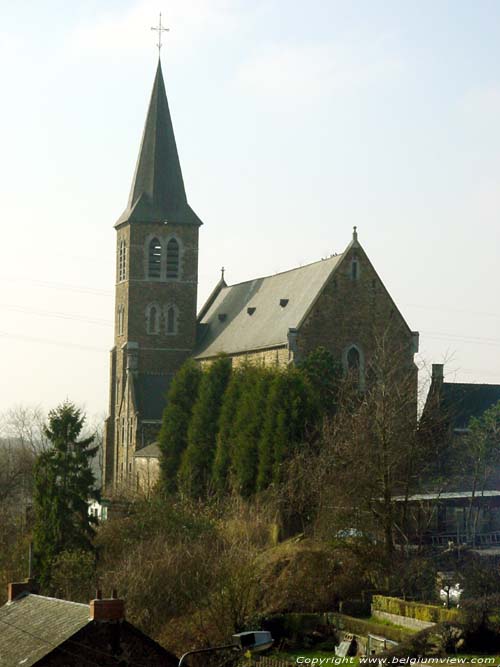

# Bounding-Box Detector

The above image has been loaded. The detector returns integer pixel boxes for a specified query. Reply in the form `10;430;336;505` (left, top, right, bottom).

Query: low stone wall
371;595;460;626
371;609;434;631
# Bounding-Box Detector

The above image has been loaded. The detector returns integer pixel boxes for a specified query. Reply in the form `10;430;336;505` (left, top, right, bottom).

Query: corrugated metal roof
0;594;89;666
195;255;343;359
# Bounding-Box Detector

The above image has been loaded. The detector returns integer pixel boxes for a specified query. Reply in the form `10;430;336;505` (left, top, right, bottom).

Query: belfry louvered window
148;238;162;279
118;240;127;281
166;238;179;279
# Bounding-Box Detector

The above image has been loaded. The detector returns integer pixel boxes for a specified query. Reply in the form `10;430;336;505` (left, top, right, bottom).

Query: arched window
347;346;360;370
166;238;180;279
344;344;365;390
118;240;127;281
351;253;359;280
165;305;177;334
148;238;162;279
146;304;159;334
117;305;124;335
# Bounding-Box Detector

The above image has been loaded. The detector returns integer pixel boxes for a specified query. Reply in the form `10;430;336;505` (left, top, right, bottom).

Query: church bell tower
103;59;203;490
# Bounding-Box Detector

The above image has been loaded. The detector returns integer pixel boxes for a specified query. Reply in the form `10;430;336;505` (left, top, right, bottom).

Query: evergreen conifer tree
179;356;232;497
232;366;273;497
212;366;245;494
298;346;343;416
158;360;202;493
33;401;98;589
257;368;318;491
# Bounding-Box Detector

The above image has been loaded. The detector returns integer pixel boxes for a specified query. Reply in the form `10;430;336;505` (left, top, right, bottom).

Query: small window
148;238;162;279
351;256;359;280
344;345;364;390
118;240;127;281
166;238;179;279
347;346;360;370
117;306;124;335
146;304;160;334
166;305;177;334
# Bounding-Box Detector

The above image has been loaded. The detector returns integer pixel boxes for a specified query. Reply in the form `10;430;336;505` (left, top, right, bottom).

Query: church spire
116;60;202;226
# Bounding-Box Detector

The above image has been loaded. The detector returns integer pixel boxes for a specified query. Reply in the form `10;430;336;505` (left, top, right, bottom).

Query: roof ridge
25;594;89;608
225;253;343;290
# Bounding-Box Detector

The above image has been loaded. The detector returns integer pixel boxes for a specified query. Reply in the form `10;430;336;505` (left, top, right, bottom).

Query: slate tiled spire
116;60;202;226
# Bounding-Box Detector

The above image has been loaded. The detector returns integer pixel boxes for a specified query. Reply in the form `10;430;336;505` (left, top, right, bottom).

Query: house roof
133;374;172;421
134;442;161;458
116;60;202;227
195;254;343;359
440;382;500;430
0;594;90;666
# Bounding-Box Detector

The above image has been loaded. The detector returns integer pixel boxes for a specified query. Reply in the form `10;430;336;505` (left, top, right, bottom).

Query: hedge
330;613;415;644
372;595;461;624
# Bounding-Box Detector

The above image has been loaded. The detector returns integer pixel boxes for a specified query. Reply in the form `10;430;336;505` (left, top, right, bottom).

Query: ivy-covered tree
158;360;202;494
33;401;98;589
257;368;318;491
179;356;232;498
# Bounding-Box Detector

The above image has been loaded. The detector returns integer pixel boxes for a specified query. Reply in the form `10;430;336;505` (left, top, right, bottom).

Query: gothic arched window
118;240;127;282
165;305;177;334
146;304;160;334
351;253;359;280
347;346;360;370
166;238;180;279
344;344;365;390
148;238;162;279
117;305;124;335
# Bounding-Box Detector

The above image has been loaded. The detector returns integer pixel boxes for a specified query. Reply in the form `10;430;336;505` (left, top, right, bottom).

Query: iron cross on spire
151;13;169;54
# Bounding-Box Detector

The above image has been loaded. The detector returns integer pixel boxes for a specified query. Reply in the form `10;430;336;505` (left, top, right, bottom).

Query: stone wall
297;243;418;408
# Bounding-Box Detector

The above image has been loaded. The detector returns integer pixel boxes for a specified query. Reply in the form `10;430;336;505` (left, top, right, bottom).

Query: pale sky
1;0;500;418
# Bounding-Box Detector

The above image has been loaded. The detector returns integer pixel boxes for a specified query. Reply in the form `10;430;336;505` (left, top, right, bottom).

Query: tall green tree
298;346;343;416
232;366;273;497
257;368;318;491
179;356;232;498
212;366;245;494
158;360;202;493
33;401;98;589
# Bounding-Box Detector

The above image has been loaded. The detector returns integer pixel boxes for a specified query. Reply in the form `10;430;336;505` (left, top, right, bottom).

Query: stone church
103;59;419;492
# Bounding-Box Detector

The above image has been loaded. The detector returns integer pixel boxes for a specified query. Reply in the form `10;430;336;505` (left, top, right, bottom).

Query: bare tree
297;328;435;559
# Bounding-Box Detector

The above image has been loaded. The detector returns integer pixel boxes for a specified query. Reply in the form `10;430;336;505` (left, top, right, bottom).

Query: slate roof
134;441;161;458
133;374;172;421
116;60;202;227
440;382;500;429
0;594;89;666
195;254;343;359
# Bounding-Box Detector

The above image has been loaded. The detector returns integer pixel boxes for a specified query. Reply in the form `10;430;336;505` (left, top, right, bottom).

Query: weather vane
151;13;169;54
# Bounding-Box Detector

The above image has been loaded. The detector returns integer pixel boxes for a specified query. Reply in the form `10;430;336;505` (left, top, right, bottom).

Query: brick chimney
432;363;444;387
90;590;125;622
7;578;39;602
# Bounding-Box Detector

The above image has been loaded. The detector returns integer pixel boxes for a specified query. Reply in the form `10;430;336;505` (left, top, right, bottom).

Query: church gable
194;254;343;360
297;235;418;369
